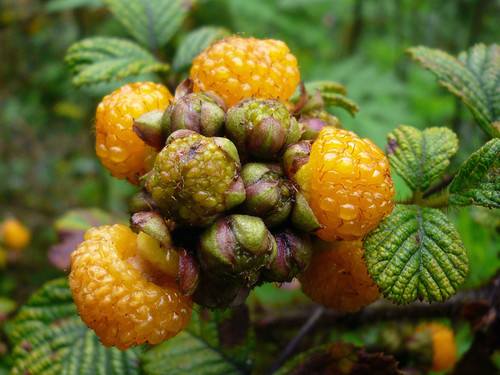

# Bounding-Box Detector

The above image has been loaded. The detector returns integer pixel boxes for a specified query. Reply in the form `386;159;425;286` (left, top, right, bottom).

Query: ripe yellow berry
298;240;381;312
69;224;192;350
295;127;395;241
190;36;300;107
416;322;457;372
0;218;30;251
95;82;174;184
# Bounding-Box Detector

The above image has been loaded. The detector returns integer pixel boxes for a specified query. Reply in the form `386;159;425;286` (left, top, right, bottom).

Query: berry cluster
70;36;395;349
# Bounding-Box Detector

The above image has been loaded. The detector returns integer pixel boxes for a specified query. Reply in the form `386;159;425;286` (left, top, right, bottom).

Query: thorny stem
255;286;493;335
266;306;326;375
422;173;457;198
396;190;451;208
419;192;451;209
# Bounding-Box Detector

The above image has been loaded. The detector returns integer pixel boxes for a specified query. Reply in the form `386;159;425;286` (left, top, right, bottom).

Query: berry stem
419;192;451;209
397;191;451;209
266;306;325;375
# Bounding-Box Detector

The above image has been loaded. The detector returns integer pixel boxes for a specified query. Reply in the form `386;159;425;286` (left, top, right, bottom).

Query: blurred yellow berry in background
416;322;458;372
0;218;31;251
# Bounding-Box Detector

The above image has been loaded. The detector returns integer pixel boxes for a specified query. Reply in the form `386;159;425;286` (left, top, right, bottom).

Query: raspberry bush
3;1;500;374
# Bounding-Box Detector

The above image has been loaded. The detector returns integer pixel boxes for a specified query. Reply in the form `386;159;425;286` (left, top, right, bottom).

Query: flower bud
291;191;322;233
133;110;166;151
129;189;157;214
299;109;340;141
225;98;300;160
192;270;250;309
177;249;200;296
162;91;227;137
261;229;312;283
198;214;277;285
130;211;173;246
282;141;311;180
240;163;294;228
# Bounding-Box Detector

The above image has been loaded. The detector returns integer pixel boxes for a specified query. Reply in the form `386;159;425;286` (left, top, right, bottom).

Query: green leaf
449;138;500;208
407;44;500;138
142;306;255;375
45;0;104;12
386;125;458;192
322;92;359;116
104;0;194;50
8;278;140;375
304;81;348;95
363;205;468;304
172;26;230;73
65;37;170;87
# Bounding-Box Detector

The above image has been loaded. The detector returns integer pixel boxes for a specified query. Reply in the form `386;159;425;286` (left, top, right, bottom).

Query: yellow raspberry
189;36;300;108
298;240;381;312
69;224;192;350
0;218;31;251
416;322;457;372
295;127;395;241
95;82;174;184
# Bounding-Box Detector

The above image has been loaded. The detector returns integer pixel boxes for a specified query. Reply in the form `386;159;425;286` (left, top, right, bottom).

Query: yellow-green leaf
364;205;468;305
65;37;169;87
408;44;500;138
386;125;458;192
449;138;500;208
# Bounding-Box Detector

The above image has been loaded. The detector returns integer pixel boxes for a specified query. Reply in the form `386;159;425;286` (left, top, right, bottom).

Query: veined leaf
104;0;194;50
172;26;230;72
8;278;140;375
142;306;255;375
449;138;500;208
408;44;500;138
364;205;468;305
65;37;170;87
322;92;359;116
386;125;458;192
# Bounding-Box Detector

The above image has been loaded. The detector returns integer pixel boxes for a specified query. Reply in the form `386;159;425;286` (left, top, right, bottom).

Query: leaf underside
449;138;500;208
363;205;468;305
407;44;500;138
386;125;458;192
